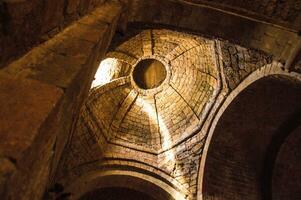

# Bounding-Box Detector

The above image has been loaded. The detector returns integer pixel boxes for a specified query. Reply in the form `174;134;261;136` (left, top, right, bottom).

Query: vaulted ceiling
1;1;300;200
85;29;218;153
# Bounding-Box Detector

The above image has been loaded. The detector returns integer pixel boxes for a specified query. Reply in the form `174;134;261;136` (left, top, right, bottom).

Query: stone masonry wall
0;0;106;68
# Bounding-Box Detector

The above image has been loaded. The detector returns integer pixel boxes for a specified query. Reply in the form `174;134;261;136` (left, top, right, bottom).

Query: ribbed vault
87;29;218;153
1;0;301;199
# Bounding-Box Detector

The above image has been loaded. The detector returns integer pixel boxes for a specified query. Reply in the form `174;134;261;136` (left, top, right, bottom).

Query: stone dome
86;29;219;153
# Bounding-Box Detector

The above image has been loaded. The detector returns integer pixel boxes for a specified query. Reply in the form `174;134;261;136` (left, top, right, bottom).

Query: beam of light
91;58;120;89
137;96;192;198
136;96;176;163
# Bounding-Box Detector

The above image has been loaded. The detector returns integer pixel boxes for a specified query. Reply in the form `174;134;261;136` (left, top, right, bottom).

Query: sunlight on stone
138;97;176;162
91;58;120;88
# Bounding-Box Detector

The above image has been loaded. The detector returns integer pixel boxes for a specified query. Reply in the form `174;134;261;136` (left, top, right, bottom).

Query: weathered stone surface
129;0;299;61
0;1;122;199
0;73;63;200
2;2;122;88
0;73;63;159
220;41;272;90
1;0;300;70
183;0;301;26
0;0;106;69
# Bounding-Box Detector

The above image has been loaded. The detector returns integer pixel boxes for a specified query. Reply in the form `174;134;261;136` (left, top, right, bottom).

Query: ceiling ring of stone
130;55;172;96
86;28;220;153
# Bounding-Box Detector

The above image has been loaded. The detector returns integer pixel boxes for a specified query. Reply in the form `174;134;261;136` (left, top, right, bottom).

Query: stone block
0;73;63;159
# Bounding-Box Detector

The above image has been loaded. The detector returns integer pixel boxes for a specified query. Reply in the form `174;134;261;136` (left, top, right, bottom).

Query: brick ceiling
83;29;219;153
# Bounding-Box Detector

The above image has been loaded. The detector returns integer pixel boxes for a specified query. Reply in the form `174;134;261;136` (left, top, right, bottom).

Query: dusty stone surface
0;0;106;68
0;1;122;200
0;73;63;159
0;72;64;200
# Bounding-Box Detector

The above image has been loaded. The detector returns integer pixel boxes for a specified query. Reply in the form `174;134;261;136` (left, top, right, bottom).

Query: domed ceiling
85;29;219;153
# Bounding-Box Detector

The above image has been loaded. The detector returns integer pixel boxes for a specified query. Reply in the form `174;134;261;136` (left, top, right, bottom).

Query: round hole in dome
132;59;167;90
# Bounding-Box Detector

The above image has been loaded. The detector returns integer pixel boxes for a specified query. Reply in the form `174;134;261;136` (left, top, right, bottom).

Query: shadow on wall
202;75;301;200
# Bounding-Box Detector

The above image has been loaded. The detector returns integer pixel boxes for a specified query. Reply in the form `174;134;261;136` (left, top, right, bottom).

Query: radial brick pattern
65;29;220;199
85;29;219;152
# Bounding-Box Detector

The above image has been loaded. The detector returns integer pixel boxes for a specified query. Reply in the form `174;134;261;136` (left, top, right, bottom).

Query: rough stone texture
0;0;106;69
183;0;301;27
0;74;63;159
129;0;300;62
0;2;122;200
220;41;272;90
0;73;64;200
2;0;300;70
164;134;206;198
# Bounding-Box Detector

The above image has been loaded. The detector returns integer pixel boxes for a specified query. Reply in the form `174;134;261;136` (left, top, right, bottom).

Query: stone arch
197;63;301;200
65;168;186;200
